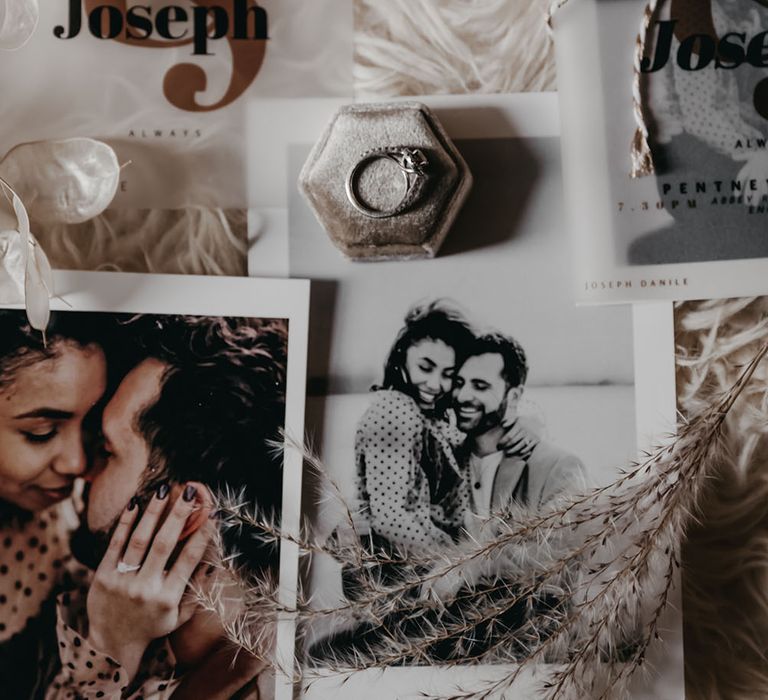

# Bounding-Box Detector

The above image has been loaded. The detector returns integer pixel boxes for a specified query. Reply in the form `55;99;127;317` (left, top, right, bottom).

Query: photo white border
632;302;686;699
1;270;310;700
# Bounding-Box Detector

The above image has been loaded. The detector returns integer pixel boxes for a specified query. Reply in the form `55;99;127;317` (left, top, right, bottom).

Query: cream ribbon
0;138;120;332
0;177;52;332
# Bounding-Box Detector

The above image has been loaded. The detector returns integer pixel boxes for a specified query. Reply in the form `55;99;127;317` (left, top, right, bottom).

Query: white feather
0;177;50;331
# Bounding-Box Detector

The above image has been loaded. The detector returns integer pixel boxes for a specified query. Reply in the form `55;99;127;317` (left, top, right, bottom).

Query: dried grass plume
205;339;768;698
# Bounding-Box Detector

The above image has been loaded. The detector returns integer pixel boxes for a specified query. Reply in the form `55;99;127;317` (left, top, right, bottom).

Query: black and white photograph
298;289;645;697
247;93;683;698
305;299;591;662
0;272;309;700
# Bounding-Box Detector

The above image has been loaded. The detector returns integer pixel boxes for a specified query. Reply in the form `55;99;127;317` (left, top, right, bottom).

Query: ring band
345;147;429;219
117;561;141;574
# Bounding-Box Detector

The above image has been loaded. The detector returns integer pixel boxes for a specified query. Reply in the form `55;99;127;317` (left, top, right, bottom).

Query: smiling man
414;333;587;660
453;332;585;528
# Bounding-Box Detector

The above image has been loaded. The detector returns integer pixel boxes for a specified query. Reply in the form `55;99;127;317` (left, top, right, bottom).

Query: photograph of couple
307;299;589;663
0;308;289;700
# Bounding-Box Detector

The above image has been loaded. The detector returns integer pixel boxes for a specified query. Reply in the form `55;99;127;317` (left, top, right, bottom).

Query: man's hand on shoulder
498;416;542;460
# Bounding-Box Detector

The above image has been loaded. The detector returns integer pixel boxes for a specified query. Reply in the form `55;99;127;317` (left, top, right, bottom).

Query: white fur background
675;299;768;700
354;0;557;97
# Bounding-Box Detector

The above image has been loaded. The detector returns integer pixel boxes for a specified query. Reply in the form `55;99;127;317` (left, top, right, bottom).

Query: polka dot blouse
0;499;178;698
47;586;177;700
354;390;468;555
0;500;77;644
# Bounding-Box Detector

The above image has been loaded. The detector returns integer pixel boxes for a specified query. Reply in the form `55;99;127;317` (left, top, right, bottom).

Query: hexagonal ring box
299;102;473;261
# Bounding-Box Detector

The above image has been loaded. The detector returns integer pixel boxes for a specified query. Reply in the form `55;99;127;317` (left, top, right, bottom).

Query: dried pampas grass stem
192;340;768;699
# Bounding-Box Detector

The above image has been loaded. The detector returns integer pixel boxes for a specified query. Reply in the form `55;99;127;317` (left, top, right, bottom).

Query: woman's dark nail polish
127;497;138;511
183;485;197;502
156;482;170;500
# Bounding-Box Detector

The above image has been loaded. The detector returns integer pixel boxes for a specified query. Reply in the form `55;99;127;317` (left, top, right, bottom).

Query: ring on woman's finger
116;561;141;574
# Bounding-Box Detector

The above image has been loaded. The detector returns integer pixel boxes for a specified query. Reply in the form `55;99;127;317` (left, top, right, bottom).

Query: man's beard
69;519;114;571
456;403;506;436
69;485;123;571
473;408;505;435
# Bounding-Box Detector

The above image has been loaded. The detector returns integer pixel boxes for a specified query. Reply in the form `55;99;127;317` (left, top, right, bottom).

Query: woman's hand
86;483;213;682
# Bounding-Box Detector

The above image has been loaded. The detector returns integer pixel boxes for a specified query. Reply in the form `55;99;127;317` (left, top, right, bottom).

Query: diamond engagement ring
116;561;141;574
345;147;430;219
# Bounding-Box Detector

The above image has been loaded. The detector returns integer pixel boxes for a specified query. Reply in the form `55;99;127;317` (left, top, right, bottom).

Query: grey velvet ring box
299;102;473;261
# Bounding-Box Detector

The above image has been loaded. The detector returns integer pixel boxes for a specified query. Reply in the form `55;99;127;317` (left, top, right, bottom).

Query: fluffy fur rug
353;0;556;97
39;208;247;276
676;299;768;700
